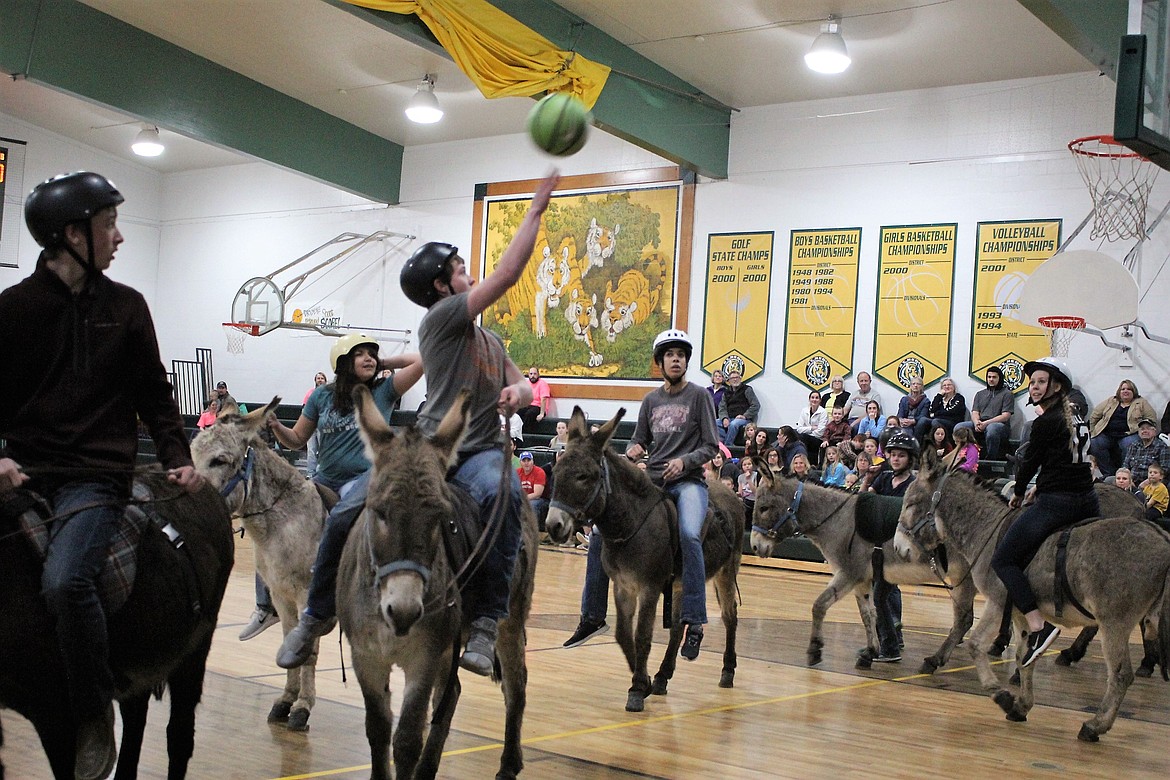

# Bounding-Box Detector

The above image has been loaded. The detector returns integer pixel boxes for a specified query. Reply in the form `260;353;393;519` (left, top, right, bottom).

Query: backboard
1115;1;1170;170
1011;250;1139;330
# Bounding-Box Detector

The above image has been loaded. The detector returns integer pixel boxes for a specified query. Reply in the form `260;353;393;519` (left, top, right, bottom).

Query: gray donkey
337;387;538;780
895;450;1170;742
191;400;327;731
545;407;742;713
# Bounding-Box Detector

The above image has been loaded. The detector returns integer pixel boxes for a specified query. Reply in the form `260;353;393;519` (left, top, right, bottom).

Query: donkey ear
217;399;240;419
354;385;394;462
568;406;589;441
432;389;471;467
593;408;626;448
241;396;282;432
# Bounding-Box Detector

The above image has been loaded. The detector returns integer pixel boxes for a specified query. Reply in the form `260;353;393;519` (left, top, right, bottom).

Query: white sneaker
239;607;279;641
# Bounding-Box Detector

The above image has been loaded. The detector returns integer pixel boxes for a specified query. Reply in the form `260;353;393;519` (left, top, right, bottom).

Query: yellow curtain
343;0;610;108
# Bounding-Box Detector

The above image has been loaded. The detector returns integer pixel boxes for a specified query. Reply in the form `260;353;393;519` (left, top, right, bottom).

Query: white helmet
1023;356;1073;390
329;333;379;373
652;329;693;364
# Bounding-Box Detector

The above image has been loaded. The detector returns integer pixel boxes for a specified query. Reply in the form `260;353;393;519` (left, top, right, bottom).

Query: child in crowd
821;445;848;487
948;426;980;473
931;424;954;459
821;405;853;465
738;455;759;528
863;437;885;474
843;471;860;492
1142;463;1168;524
1114;467;1142;496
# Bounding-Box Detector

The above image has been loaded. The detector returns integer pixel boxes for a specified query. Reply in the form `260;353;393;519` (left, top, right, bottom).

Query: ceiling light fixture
405;75;444;124
805;16;851;74
131;125;164;157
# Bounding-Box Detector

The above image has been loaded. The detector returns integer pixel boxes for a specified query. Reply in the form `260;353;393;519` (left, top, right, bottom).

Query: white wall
6;70;1170;430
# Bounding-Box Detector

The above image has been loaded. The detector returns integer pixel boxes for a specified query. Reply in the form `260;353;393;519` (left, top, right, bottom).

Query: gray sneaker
460;616;498;676
239;607;280;641
276;610;337;669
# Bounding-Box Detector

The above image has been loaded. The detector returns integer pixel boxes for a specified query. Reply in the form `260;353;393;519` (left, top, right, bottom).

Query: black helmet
884;429;920;457
25;172;124;249
400;242;459;308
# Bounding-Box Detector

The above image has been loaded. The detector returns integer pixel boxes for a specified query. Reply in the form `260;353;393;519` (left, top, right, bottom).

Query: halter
366;514;432;586
752;481;804;539
219;446;255;501
549;451;611;525
901;469;959;590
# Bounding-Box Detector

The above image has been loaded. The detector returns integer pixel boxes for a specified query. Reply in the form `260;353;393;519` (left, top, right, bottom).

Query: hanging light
805;16;851;74
405;75;444;124
131;126;165;157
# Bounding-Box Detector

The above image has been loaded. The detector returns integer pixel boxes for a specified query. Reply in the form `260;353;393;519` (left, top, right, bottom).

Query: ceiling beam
326;0;732;179
1016;0;1129;78
0;0;404;203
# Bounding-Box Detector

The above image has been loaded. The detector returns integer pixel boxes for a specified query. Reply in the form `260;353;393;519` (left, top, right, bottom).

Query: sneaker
1021;622;1061;668
276;610;337;669
74;703;117;780
563;619;608;648
575;531;589;549
680;623;704;661
239;607;280;641
873;652;902;663
460;616;498;676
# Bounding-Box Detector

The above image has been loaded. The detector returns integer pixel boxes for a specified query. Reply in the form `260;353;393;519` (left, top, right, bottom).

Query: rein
752;480;854;540
551;450;667;549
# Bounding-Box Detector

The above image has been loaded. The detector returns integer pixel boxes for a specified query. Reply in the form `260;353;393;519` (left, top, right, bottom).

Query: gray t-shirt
849;389;884;420
417;292;509;457
970;386;1015;421
630;382;719;483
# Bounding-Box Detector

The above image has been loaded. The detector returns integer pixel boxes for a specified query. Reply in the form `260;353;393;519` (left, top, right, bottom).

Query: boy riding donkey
397;170;560;674
0;172;202;780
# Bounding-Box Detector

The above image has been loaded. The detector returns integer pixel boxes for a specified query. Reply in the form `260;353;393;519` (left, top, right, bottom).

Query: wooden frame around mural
470;166;695;401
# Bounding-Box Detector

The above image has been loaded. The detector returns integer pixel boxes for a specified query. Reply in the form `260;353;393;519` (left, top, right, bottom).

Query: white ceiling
0;0;1095;175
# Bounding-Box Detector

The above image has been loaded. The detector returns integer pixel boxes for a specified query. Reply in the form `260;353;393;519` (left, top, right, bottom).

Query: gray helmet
400;242;459;308
884;429;920;457
25;172;124;249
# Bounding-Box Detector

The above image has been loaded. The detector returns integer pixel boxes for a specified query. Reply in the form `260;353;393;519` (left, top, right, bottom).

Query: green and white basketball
527;92;592;156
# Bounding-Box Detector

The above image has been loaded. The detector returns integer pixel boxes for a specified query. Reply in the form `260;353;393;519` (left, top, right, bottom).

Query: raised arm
384;351;425;397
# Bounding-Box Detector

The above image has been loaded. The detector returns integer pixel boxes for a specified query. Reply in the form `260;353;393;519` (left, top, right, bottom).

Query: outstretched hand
0;458;29;493
529;169;561;214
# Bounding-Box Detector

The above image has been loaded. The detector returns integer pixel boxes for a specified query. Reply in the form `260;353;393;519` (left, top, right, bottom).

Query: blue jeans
41;481;124;718
991;489;1100;615
305;471;370;620
581;528;610;623
666;479;709;626
451;448;524;621
1089;432;1140;477
954;420;1010;460
873;579;903;655
722;417;750;447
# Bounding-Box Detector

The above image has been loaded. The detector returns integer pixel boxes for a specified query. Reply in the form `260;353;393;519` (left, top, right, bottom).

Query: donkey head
545;406;625;543
748;467;799;558
354;385;470;635
894;446;948;561
191;396;281;509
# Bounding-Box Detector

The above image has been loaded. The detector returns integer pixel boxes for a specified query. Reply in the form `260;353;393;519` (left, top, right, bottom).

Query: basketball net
1037;315;1085;358
1068;135;1159;242
223;323;257;355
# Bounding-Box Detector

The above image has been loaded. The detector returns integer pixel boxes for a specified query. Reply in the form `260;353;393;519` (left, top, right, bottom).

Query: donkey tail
1159;567;1170;682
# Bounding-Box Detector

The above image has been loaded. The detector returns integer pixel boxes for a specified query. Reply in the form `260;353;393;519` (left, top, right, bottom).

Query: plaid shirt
1122;438;1170;482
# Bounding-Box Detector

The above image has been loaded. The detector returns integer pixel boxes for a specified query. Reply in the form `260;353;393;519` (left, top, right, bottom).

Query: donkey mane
605;448;658;498
925;465;1009;506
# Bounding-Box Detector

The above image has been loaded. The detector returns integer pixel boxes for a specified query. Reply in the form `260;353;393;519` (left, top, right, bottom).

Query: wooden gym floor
4;536;1170;779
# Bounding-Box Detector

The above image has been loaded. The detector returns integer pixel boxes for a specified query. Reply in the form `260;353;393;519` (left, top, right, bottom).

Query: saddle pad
442;484;487;577
10;483;164;614
855;492;904;545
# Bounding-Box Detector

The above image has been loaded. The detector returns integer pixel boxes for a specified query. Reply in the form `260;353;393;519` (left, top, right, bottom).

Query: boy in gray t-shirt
398;170;559;676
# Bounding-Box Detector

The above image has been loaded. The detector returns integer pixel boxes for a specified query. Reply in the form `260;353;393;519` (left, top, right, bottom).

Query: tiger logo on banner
701;232;774;382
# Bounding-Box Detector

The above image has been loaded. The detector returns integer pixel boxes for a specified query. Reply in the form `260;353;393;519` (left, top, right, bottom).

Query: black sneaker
873;652;902;663
680;623;704;661
563;619;608;648
1021;622;1060;668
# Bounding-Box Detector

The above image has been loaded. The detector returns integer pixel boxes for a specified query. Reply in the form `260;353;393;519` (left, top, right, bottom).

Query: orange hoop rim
1067;134;1149;160
1037;315;1086;330
222;321;260;336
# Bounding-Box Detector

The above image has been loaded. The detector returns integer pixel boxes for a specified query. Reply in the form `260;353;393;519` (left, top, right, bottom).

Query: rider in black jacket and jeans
991;356;1097;668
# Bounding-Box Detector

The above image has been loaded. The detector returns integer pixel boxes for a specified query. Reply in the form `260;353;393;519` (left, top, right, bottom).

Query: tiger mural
582;217;619;277
564;285;603;367
491;233;578;337
599;249;668;343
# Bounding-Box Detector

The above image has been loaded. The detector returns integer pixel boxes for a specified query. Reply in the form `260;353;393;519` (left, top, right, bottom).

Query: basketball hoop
1068;135;1159;242
223;322;259;355
1037;315;1086;357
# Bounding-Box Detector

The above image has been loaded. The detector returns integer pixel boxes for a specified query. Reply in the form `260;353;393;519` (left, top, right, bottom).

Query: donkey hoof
988;642;1006;658
1054;649;1074;667
287;708;310;732
1009;669;1021;686
651;677;669;696
992;689;1015;715
625;693;645;712
718;670;735;688
807;649;823;666
918;657;940;675
1077;724;1100;743
267;701;293;722
1006;711;1027;723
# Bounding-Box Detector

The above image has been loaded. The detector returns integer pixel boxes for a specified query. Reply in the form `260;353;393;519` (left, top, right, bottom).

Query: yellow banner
970;220;1060;392
874;224;957;389
783;228;862;389
701;232;774;382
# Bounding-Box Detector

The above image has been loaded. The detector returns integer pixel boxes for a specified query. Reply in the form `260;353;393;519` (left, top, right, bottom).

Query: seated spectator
548;420;570;452
795;390;828;454
839;432;865;468
953;365;1014;460
862;436;886;474
820;446;849;487
1113;467;1142;497
944;426;979;473
1142;463;1169;526
518;366;553;431
1089;379;1157;476
711;450;740;482
517;452;548;528
197;399;219;429
820;405;852;466
1122;417;1170;484
764;447;784;476
213;380;242;412
856;400;885;440
822;375;851;412
843;471;861;492
930;424;955;460
926;377;967;438
718;366;761;446
896;375;931;441
738;455;760;524
774;425;809;470
847;371;884;431
706;370;726;417
745;427;771;459
741;422;758;452
790;452;813;481
854;453;875;492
